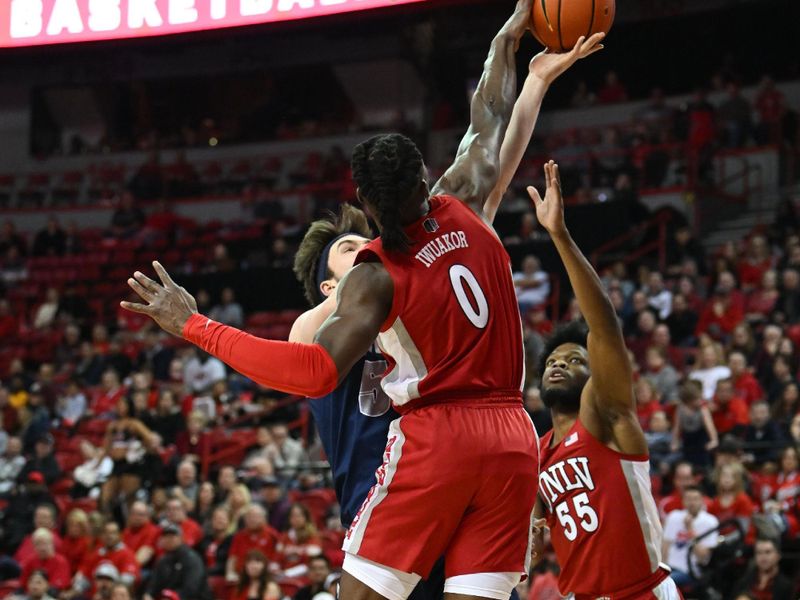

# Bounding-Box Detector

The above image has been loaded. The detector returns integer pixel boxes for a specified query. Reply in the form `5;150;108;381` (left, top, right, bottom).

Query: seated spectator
243;427;279;471
643;346;680;405
71;521;139;596
727;351;764;406
665;293;699;347
596;70;628;104
174;411;210;463
16;569;55;600
18;434;62;487
743;402;785;467
171;460;199;513
772;446;799;532
226;504;280;583
191;481;217;528
645;271;672;320
696;275;745;340
709;378;749;438
196;508;233;577
0;299;19;338
221;483;251;534
163;498;204;548
147;390;184;447
708;463;754;535
689;343;731;401
658;461;709;520
255;478;291;533
183;349;226;396
209;288;244;328
513;255;550;315
0;435;25;495
32;217;66;257
0;220;27;258
57;282;91;325
292;555;331;600
144;523;211;600
62;509;94;573
731;538;794;600
56;378;87;427
229;550;281;600
111;191;146;235
277;503;322;576
269;424;306;478
645;411;678;475
717;83;753;148
745;270;779;323
139;331;176;383
754;76;785;144
635;378;662;430
100;397;156;513
92;369;126;417
71;440;113;499
32;288;59;330
75;342;106;387
753;324;783;386
19;528;71;592
772;267;800;324
122;501;160;570
672;381;719;467
663;486;719;589
772;381;800;436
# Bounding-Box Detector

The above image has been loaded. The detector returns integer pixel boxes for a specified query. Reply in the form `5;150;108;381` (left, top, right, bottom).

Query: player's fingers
552;163;562;191
526;186;543;205
120;301;153;315
133;271;162;294
152;261;178;289
128;277;156;302
570;36;585;57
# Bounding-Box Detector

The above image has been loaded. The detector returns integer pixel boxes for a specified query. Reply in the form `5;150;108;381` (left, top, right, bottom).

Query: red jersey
539;419;667;599
122;522;160;555
20;553;71;590
229;525;281;565
354;195;524;413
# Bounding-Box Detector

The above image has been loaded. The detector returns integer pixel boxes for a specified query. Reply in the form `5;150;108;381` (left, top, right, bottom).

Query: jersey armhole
353;248;400;333
575;417;650;462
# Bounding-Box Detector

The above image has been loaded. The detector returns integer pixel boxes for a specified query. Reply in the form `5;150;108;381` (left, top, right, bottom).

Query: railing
589;210;672;272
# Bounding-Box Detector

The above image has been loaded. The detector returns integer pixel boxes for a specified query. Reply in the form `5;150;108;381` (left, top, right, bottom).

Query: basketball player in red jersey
121;5;604;599
528;161;680;599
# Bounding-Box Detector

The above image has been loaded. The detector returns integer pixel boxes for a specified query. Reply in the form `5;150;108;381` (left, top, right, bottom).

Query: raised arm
120;261;391;398
484;34;605;223
528;162;646;455
431;0;532;214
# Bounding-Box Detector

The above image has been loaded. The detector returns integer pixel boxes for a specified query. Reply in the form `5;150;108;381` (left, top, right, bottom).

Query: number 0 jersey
538;418;669;599
354;195;524;413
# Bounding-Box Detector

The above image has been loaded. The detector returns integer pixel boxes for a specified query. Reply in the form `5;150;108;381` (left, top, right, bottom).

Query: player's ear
320;279;336;298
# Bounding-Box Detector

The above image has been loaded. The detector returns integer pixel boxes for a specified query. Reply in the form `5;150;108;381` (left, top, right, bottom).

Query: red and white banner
0;0;427;48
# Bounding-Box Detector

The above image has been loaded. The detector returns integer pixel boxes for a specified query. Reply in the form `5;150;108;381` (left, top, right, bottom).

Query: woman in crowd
277;503;322;575
708;462;755;535
61;509;94;573
230;550;282;600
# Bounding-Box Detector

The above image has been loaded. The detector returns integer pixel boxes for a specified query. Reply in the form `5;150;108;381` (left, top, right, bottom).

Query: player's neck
550;410;578;443
399;197;430;226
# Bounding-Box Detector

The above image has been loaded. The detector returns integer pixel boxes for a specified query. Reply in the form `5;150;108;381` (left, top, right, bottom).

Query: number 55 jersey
354;194;525;412
539;418;673;599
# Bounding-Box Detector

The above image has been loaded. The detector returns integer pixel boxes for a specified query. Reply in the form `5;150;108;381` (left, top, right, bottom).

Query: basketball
531;0;616;52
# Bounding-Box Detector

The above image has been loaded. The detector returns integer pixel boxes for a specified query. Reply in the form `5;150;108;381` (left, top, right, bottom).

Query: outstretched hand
530;32;605;86
527;160;567;237
120;261;198;337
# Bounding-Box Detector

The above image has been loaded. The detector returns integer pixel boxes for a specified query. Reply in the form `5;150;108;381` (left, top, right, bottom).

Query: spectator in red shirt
163;498;204;548
277;503;323;575
226;504;280;583
697;276;745;339
14;504;63;566
71;521;139;596
745;270;779;324
92;369;126;417
738;235;773;293
635;378;662;430
708;462;755;535
596;70;628;104
658;461;710;520
709;378;750;436
754;76;786;144
123;501;160;569
0;299;18;338
19;528;71;591
63;509;94;573
728;351;764;406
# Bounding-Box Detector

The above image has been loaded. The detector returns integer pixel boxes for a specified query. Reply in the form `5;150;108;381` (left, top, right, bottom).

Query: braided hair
351;134;424;253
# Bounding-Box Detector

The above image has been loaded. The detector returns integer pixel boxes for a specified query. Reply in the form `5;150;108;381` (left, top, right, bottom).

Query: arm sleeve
183;314;339;398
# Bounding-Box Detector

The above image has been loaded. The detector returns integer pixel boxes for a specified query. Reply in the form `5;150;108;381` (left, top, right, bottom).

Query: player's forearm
183;314;339;397
485;75;548;222
550;231;621;340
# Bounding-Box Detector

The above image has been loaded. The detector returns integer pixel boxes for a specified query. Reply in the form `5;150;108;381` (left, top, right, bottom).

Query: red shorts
342;402;539;578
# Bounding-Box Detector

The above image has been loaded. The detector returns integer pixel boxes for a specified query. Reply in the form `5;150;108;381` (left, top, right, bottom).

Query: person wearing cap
92;562;120;600
0;435;25;496
17;433;61;486
225;504;280;583
144;522;211;600
70;521;139;598
19;528;71;592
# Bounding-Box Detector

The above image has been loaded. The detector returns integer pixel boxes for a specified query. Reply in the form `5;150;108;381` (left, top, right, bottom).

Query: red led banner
0;0;428;48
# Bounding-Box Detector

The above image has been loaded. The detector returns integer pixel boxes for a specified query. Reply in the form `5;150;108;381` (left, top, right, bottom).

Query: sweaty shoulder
338;262;393;307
